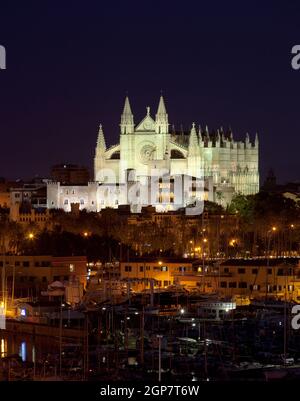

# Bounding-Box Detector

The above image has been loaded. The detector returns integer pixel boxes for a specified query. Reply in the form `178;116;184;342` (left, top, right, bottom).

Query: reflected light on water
19;341;26;362
1;338;6;357
32;345;35;363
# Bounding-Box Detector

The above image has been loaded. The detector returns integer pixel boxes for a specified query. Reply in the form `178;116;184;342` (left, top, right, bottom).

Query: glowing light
180;308;185;314
28;232;34;240
32;346;36;363
83;232;88;237
19;341;26;362
272;226;277;232
203;238;208;243
1;338;6;358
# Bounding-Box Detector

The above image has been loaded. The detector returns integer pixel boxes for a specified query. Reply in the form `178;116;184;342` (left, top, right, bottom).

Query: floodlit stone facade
48;95;259;213
94;96;259;206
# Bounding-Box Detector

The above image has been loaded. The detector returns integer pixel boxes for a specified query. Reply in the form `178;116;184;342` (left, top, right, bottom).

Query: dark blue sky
0;1;300;183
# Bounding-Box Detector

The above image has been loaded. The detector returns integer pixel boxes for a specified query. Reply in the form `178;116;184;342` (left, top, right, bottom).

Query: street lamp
265;226;277;300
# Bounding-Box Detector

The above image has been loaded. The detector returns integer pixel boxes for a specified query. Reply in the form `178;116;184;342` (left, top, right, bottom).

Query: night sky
0;1;300;183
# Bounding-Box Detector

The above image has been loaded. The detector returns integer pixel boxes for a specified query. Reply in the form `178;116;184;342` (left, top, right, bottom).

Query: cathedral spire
255;132;259;146
123;95;132;115
189;122;198;149
155;95;168;133
96;123;106;152
120;96;134;134
157;95;167;115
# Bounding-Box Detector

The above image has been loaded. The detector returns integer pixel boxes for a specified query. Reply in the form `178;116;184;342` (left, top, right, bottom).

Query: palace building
47;95;259;213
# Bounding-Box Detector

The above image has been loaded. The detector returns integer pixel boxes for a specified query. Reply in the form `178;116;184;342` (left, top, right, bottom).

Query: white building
47;95;259;213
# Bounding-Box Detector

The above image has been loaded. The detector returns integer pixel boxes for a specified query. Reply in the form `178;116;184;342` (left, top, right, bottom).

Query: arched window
171;149;185;159
110;151;120;159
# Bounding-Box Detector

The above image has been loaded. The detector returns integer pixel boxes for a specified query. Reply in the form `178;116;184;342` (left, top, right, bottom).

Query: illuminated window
161;266;168;272
69;264;74;272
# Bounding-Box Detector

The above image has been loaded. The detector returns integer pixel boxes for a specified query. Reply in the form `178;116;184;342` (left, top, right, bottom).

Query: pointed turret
189;122;199;150
96;124;106;152
94;123;107;181
120;96;134;134
187;122;201;177
155;95;169;133
198;125;204;146
255;132;259;146
215;129;220;147
205;125;210;141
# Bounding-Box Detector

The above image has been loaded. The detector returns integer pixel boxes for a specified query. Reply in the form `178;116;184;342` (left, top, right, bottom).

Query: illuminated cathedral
48;96;259;213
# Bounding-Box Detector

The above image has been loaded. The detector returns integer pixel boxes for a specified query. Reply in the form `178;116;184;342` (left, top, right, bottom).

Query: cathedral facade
94;96;259;205
47;96;259;213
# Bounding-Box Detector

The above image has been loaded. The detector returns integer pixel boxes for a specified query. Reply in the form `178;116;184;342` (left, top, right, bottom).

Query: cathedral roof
135;106;156;131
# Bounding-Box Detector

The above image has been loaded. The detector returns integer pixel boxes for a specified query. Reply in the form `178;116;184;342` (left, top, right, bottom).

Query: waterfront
2;297;300;381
